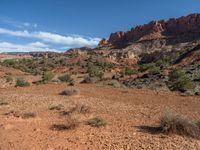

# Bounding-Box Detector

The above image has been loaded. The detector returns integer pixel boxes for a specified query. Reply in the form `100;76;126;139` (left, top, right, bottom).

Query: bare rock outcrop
99;14;200;48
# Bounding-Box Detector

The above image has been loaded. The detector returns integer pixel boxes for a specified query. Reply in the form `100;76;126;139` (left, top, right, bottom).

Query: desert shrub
87;62;104;78
68;79;75;86
60;88;79;96
139;63;158;72
21;112;36;119
95;61;114;70
15;78;30;87
50;115;79;131
42;71;54;82
160;109;200;138
82;76;100;84
5;76;13;83
196;120;200;128
49;104;64;111
167;69;192;92
75;104;90;114
60;104;90;116
67;53;79;58
2;59;15;67
121;68;138;76
87;117;107;127
2;58;38;74
108;80;121;88
58;74;72;82
155;59;170;67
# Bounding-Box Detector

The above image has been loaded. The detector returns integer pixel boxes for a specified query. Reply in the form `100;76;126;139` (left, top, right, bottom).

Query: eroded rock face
98;38;110;47
99;14;200;48
66;47;92;54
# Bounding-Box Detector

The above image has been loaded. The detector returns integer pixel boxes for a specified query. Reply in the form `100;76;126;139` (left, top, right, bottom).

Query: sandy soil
0;83;200;150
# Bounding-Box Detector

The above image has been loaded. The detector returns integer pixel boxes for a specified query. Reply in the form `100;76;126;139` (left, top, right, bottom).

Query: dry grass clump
160;109;200;138
21;112;36;119
50;102;91;131
50;114;79;131
87;117;107;127
76;104;90;114
50;103;90;131
3;111;36;119
49;104;64;111
60;104;90;116
60;87;79;96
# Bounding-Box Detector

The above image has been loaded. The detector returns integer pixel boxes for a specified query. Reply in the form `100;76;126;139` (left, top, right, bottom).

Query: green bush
58;74;72;82
5;76;13;83
87;117;107;127
95;61;114;70
167;69;192;92
87;62;104;78
122;68;138;76
139;63;158;72
15;78;30;87
42;71;54;82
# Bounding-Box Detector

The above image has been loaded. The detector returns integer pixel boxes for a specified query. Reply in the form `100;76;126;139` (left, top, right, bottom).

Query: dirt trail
0;84;200;150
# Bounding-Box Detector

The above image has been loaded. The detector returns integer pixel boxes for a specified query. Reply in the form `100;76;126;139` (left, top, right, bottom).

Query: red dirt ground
0;83;200;150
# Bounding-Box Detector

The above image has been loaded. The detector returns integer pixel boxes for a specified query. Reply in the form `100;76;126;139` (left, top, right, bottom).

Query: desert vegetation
160;109;200;139
15;78;30;87
167;69;193;92
60;87;79;96
1;13;200;150
87;117;107;127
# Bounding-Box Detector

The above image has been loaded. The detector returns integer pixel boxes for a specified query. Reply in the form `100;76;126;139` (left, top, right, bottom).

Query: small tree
167;69;192;92
42;71;54;82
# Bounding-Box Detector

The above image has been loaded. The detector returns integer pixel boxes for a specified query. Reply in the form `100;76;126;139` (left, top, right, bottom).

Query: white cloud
0;28;30;37
0;42;61;53
28;42;48;48
0;16;38;29
0;27;101;47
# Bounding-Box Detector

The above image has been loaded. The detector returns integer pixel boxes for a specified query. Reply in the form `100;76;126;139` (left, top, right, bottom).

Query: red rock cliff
99;14;200;48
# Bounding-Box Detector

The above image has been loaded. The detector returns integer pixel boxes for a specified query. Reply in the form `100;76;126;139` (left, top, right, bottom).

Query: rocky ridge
98;14;200;49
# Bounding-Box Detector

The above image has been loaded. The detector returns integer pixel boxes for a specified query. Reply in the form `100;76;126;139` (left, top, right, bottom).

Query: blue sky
0;0;200;52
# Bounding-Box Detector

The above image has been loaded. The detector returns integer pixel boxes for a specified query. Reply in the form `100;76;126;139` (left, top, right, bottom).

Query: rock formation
99;14;200;48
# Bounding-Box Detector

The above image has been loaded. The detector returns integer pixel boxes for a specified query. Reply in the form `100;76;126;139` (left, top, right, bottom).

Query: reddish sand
0;83;200;150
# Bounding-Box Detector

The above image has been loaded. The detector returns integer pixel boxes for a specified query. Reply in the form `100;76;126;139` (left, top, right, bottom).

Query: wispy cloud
0;27;101;47
0;16;38;29
0;28;30;37
0;42;60;53
28;42;48;48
